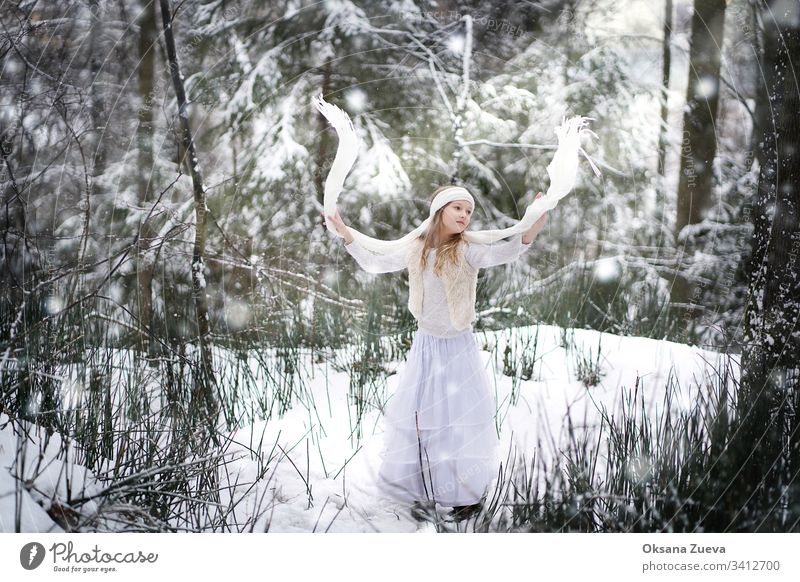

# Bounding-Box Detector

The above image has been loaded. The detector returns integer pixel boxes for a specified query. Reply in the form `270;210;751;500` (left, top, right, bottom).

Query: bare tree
737;0;800;530
675;0;727;236
672;0;727;311
158;0;218;422
657;0;673;179
135;0;159;359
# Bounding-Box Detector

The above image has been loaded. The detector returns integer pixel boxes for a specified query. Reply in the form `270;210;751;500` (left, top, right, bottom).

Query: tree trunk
737;0;800;531
744;0;762;176
135;0;158;360
88;10;107;177
655;0;673;234
656;0;672;179
672;0;727;315
675;0;726;235
158;0;218;422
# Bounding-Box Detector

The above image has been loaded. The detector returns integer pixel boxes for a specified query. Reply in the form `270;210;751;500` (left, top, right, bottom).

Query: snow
322;0;369;38
224;299;251;330
247;88;310;183
348;117;413;200
695;76;718;100
1;414;103;532
585;0;664;39
593;256;622;282
345;87;368;112
45;295;64;315
192;259;207;289
446;33;466;55
1;324;736;532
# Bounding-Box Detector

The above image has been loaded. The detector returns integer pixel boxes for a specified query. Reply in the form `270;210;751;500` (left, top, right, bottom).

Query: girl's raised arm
341;238;408;273
464;234;532;269
325;208;408;274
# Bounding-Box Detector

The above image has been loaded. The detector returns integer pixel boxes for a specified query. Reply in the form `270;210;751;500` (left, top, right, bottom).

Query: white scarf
313;94;600;254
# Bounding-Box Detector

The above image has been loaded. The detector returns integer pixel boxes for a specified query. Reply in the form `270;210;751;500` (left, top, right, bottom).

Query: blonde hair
419;185;470;276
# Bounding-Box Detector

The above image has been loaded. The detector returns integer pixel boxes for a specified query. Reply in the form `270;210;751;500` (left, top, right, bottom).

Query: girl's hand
323;208;354;244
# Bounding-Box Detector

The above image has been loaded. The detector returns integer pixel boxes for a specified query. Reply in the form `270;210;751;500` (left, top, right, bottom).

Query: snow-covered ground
0;324;736;533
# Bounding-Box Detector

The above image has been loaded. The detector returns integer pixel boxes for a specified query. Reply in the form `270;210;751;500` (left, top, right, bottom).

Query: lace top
342;235;532;337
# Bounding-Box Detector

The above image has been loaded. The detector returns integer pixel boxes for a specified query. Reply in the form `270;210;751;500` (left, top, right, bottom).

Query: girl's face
440;199;473;235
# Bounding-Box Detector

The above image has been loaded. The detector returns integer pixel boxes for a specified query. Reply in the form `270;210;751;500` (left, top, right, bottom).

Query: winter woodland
0;0;798;533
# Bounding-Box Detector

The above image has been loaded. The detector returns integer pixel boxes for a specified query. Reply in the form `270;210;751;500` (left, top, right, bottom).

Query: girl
324;185;547;523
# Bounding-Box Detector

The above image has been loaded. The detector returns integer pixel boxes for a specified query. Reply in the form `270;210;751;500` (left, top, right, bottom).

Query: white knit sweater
342;234;532;337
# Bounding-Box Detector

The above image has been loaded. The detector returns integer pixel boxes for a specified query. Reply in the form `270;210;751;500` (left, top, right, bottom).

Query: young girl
324;185;547;523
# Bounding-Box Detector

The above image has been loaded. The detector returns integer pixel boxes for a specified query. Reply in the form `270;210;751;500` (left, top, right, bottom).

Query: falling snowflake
695;76;717;100
345;87;368;112
447;33;466;55
593;257;621;283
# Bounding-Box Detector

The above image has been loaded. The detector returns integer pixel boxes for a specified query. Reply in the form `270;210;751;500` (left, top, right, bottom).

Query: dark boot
450;502;482;521
410;500;435;522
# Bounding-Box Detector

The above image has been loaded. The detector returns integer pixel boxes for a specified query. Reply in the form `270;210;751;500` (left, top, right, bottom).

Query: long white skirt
377;328;501;507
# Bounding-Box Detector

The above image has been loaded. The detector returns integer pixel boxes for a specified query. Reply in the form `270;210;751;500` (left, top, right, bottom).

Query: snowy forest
1;0;798;533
